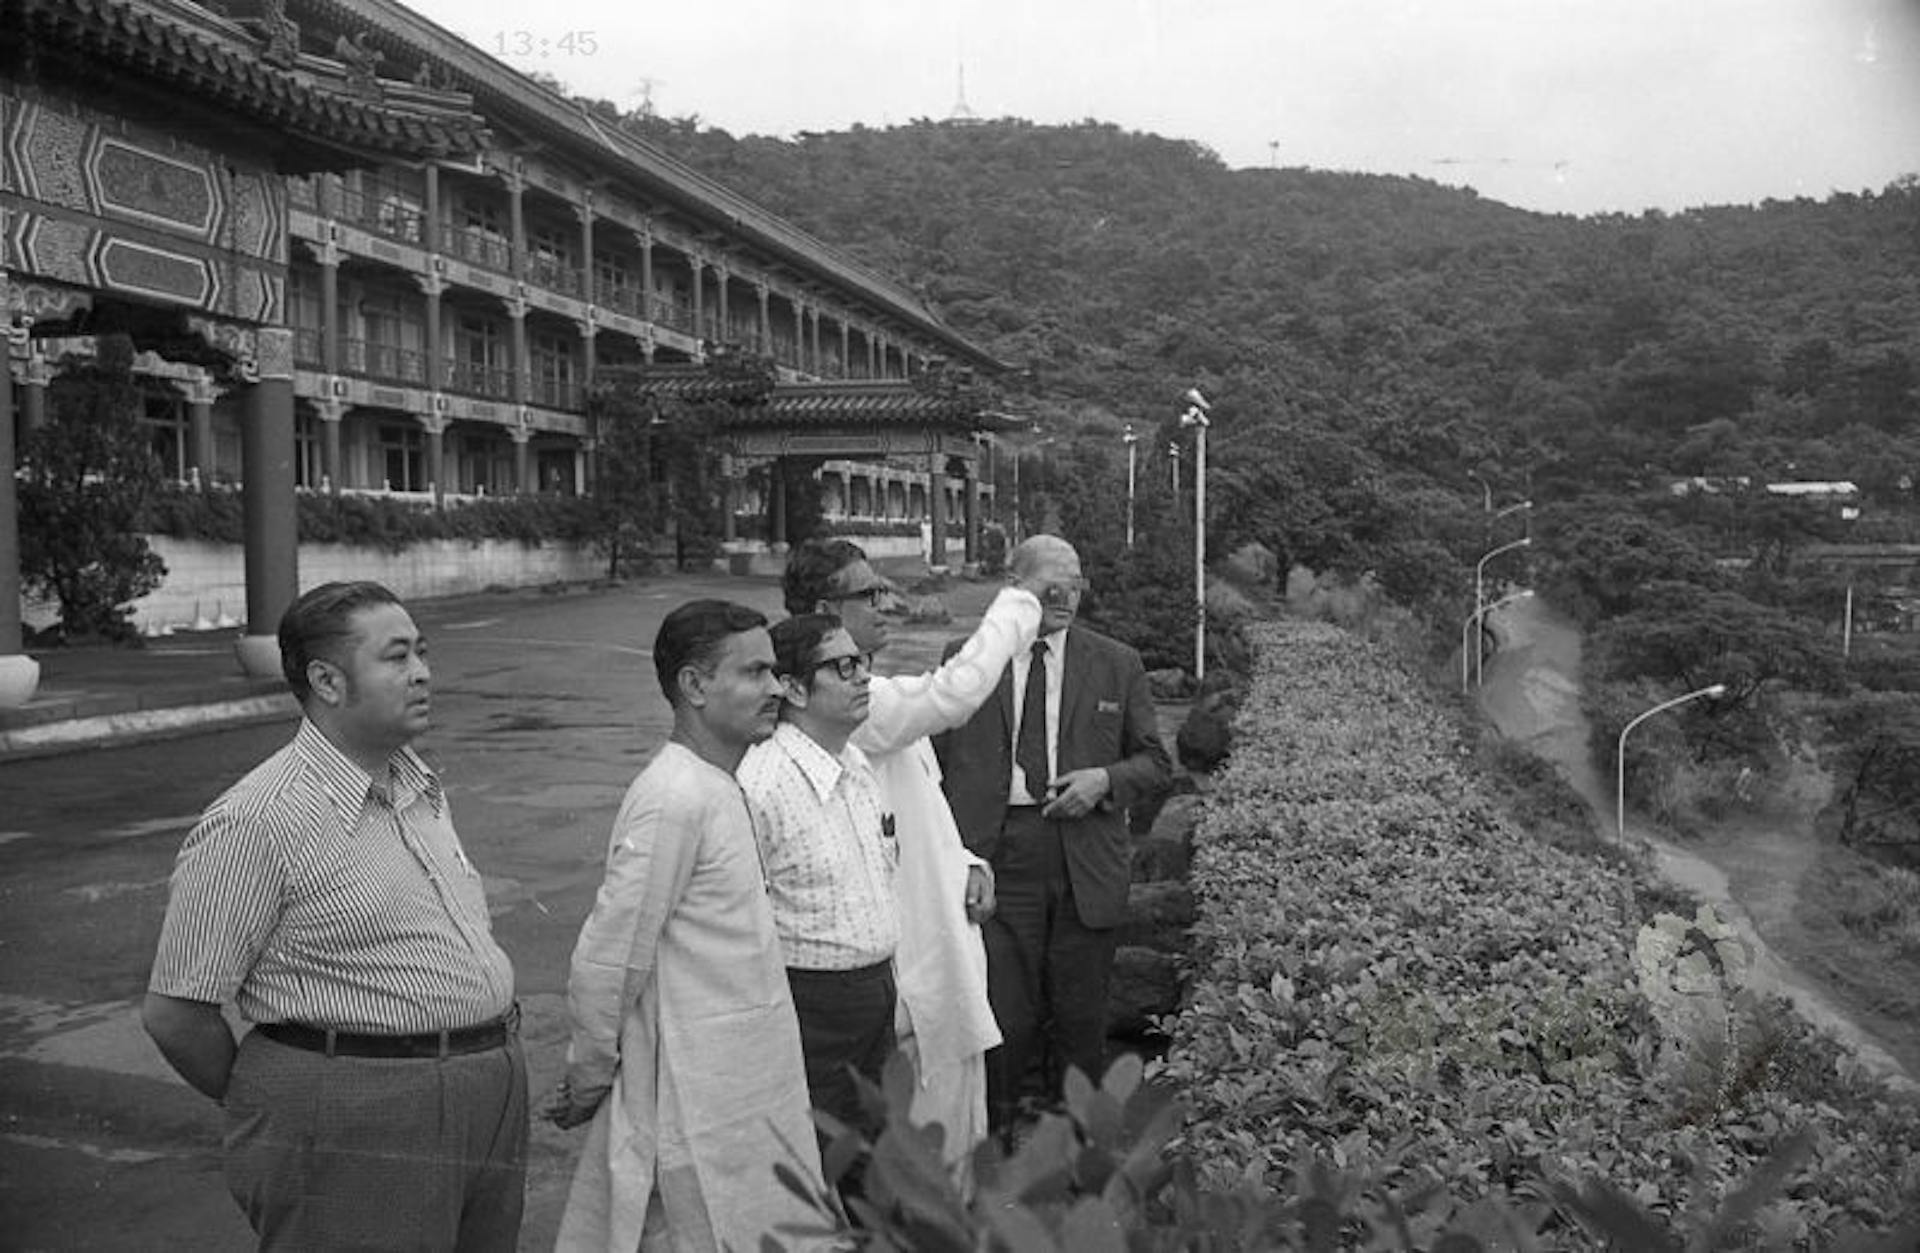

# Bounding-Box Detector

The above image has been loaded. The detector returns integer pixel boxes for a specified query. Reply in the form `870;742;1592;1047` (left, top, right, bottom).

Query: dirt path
1478;597;1919;1091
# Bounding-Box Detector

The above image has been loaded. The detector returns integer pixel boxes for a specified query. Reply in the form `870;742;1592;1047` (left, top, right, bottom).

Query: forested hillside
600;109;1920;869
614;112;1920;615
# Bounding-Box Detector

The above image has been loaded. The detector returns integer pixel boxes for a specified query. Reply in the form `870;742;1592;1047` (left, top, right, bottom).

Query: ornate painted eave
758;381;1018;432
596;361;776;407
597;362;1025;436
6;0;489;168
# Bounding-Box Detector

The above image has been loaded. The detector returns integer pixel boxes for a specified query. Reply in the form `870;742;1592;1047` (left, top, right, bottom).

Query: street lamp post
1010;446;1022;543
1122;423;1138;549
1462;588;1534;692
1473;536;1531;685
1180;389;1211;684
1615;683;1727;843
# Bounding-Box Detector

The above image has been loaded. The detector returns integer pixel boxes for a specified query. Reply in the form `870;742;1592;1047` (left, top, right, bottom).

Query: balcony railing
600;285;645;319
527;257;584;298
530;375;582;411
649;292;695;334
444;224;512;272
338;187;425;245
445;360;515;400
343;339;429;387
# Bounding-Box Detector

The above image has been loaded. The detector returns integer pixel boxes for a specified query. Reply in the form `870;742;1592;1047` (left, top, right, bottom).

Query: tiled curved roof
597;365;1026;434
12;0;488;164
596;362;775;405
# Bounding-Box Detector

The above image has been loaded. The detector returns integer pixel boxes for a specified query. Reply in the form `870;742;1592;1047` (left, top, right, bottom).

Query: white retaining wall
21;531;943;633
76;537;603;633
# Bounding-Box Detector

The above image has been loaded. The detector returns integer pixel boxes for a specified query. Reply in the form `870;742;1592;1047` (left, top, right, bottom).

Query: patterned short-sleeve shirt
739;723;899;970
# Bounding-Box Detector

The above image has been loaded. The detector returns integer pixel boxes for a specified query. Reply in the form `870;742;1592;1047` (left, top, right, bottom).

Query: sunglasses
809;651;875;682
830;585;890;607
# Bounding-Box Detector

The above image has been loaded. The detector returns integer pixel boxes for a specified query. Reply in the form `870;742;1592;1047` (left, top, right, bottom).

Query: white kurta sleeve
562;771;706;1092
854;586;1041;755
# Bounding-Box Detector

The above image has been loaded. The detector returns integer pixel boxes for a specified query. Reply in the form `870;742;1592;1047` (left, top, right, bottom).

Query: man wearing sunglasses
737;614;898;1189
781;538;1051;1178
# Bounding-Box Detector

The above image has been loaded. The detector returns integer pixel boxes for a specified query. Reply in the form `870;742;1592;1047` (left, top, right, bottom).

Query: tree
1826;694;1920;845
17;336;167;642
1536;509;1724;627
587;389;664;579
1593;580;1843;709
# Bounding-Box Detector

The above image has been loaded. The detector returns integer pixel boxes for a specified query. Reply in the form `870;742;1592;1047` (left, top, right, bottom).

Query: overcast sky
403;0;1920;217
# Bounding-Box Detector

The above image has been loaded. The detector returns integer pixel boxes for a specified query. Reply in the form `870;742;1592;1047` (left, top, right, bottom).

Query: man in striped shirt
143;581;526;1252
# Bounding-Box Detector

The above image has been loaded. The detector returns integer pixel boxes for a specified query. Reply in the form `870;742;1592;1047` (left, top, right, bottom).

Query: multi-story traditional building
2;0;1012;697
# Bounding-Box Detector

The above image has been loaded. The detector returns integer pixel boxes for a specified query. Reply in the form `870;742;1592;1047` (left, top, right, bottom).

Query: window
380;423;426;493
294;409;321;489
143;389;187;481
452;316;506;395
531;330;576;407
537;447;576;495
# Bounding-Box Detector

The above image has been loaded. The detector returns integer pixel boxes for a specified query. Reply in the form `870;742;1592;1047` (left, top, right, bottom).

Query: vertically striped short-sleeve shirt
149;719;514;1033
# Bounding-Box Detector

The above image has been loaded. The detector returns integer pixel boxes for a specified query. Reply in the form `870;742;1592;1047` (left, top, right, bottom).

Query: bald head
1012;534;1085;632
1010;534;1077;579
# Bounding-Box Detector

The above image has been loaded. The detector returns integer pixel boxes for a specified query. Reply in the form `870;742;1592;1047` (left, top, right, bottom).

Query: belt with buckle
258;1004;519;1059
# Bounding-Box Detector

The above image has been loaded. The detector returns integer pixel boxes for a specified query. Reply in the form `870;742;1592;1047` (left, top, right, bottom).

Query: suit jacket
932;623;1171;929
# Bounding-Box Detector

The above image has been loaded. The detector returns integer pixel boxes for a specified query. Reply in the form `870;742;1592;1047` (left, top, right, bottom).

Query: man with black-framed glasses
780;537;1049;1179
737;613;897;1197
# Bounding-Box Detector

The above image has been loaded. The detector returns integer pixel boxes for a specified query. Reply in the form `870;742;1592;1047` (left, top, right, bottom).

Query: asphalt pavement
0;567;990;1251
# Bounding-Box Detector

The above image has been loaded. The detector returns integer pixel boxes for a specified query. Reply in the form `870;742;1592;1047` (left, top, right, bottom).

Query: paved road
0;573;804;1251
1479;594;1917;1092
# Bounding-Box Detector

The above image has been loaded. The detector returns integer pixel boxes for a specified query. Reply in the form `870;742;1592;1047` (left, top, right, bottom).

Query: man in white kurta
548;600;832;1252
781;541;1046;1171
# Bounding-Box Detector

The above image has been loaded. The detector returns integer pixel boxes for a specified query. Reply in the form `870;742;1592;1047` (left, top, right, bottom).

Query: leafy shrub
139;484;600;552
1153;618;1920;1249
18;337;167;641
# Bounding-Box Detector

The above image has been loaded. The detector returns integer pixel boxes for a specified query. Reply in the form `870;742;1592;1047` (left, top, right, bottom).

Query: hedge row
139;485;601;551
1155;619;1919;1247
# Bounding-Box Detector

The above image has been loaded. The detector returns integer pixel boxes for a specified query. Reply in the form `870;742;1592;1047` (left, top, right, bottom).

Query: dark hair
769;613;843;690
781;537;868;615
278;581;405;703
654;599;769;706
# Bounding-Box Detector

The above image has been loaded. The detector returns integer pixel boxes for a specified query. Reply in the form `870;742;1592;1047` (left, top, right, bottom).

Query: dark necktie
1016;640;1050;801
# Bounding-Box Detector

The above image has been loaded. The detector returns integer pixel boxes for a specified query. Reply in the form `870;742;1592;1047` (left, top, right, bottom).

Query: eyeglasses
810;651;875;682
830;585;890;607
1041;581;1087;609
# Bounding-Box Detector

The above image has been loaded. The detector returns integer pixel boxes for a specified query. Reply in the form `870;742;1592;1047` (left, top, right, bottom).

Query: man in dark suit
933;534;1171;1137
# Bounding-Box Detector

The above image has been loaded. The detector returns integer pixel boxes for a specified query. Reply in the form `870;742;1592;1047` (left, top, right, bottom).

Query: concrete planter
0;655;41;709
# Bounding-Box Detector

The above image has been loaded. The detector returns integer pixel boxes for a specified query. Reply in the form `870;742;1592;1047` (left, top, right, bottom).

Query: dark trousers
787;961;897;1142
225;1029;528;1252
983;807;1119;1132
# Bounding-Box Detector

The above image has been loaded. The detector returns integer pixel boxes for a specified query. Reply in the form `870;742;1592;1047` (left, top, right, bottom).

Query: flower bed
1156;619;1920;1246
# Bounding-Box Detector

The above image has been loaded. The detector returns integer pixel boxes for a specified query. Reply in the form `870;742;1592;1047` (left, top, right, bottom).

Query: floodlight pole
1180;390;1211;683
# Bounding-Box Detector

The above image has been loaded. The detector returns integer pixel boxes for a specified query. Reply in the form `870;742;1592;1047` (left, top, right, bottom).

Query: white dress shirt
1008;625;1069;804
